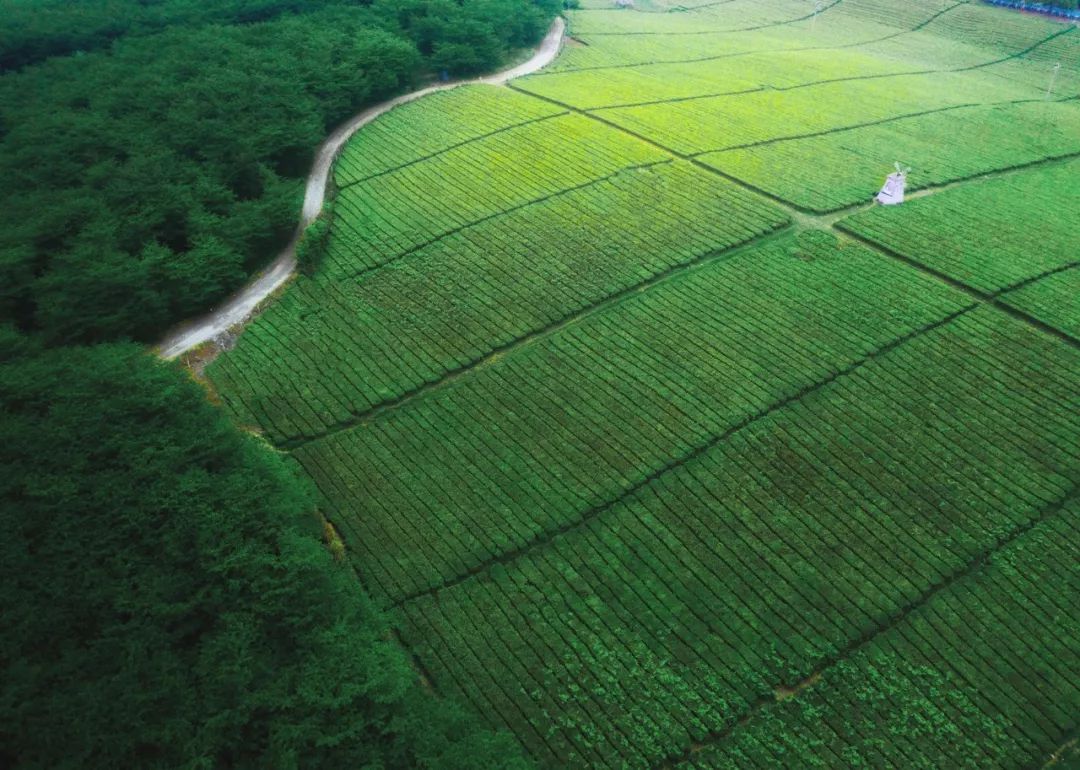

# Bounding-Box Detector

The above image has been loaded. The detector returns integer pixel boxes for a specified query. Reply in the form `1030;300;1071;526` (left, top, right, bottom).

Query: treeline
0;0;558;344
0;333;533;769
0;0;556;766
0;0;351;72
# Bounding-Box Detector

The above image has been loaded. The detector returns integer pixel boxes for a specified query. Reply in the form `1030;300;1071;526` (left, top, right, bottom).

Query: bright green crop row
206;162;788;443
399;307;1080;768
599;68;1037;156
198;2;1080;766
827;0;964;31
683;496;1080;769
325;112;668;278
919;0;1068;54
555;0;1063;70
549;18;895;72
290;231;970;603
567;0;819;35
1002;265;1080;340
548;30;792;73
555;0;957;72
838;157;1080;292
334;85;564;186
532;1;1067;108
518;46;920;110
852;11;1068;72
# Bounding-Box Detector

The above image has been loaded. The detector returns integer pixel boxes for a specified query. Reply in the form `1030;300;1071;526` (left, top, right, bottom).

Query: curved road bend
158;17;566;360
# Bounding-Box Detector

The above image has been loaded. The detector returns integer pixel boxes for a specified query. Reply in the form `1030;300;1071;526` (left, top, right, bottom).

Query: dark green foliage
296;204;334;276
0;330;533;769
0;0;558;345
0;0;354;71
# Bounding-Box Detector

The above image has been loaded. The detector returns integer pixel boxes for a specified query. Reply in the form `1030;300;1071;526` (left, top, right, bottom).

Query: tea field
206;0;1080;766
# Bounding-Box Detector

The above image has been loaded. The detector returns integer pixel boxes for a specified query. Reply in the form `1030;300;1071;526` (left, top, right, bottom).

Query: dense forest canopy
0;0;555;765
0;0;558;344
0;333;533;768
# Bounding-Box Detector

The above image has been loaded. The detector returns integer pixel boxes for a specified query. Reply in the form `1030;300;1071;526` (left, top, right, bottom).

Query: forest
0;0;558;344
0;0;555;766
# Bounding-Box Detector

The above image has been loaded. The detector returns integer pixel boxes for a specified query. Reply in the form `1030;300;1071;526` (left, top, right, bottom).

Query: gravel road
157;17;566;360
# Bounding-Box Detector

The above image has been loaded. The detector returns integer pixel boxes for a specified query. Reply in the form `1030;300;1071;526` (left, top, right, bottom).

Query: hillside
205;0;1080;767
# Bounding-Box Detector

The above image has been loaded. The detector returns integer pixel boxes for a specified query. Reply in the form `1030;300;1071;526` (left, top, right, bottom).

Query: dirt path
157;18;566;360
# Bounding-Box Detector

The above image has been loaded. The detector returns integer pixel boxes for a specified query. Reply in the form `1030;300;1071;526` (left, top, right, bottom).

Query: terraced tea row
591;70;1048;156
202;1;1080;766
520;46;923;110
839;157;1080;292
333;85;564;185
398;307;1080;768
1001;266;1080;341
324;112;668;279
550;0;1072;71
207;162;788;443
682;495;1080;769
567;0;828;35
701;99;1080;212
290;232;971;603
524;7;1072;109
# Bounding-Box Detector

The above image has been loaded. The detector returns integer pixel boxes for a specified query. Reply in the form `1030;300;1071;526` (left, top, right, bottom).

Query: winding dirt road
157;18;566;360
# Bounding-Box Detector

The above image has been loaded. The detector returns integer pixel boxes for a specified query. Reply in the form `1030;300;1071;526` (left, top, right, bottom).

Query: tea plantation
207;0;1080;766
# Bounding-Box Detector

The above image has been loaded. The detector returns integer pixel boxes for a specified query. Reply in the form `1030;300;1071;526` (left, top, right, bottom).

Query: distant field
207;0;1080;766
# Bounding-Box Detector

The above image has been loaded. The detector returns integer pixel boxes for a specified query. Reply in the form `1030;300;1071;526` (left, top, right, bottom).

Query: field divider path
687;96;1076;158
335;110;570;189
388;305;979;609
156;17;566;360
338;158;675;284
278;220;794;450
371;192;1080;609
509;82;1080;348
838;229;1080;349
584;26;1066;113
549;1;966;74
814;145;1080;225
582;25;1077;113
653;486;1080;769
578;0;845;36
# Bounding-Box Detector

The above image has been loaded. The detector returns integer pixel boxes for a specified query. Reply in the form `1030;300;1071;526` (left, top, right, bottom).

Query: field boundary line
585;24;1076;113
336;158;674;284
513;84;1080;351
279;220;794;449
576;0;845;36
823;148;1080;223
387;306;977;608
838;229;1080;350
655;487;1079;769
508;82;826;213
681;0;739;12
542;2;964;74
588;85;766;112
687;136;1080;218
509;84;1080;220
318;517;444;694
1035;731;1080;770
335;110;570;190
690;100;986;154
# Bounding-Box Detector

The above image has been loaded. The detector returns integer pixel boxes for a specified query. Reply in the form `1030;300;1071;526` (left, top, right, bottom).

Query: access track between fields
505;81;1080;349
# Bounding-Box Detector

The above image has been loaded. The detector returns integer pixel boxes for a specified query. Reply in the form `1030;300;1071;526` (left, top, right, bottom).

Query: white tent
876;162;910;205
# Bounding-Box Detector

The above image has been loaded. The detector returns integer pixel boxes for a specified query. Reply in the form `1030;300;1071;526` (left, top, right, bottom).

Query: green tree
0;331;533;769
